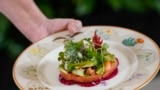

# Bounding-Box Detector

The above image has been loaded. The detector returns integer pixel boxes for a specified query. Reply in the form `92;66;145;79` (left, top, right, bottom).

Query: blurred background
0;0;160;89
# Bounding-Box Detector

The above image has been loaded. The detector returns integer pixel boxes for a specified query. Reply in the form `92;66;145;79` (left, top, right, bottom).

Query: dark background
0;0;160;89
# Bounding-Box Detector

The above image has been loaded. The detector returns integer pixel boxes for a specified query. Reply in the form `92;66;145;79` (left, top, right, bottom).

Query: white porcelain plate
13;26;160;90
37;41;138;90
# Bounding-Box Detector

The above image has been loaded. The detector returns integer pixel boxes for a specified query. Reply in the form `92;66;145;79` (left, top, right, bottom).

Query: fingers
46;18;82;34
67;20;82;33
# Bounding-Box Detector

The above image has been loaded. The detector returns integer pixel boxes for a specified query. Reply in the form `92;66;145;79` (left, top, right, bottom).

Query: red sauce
59;68;118;87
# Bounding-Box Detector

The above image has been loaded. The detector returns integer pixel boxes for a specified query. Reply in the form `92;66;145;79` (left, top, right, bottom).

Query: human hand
0;0;82;43
44;18;82;35
27;18;82;43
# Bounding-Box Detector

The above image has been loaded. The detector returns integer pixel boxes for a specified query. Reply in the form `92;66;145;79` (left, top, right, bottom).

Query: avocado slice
72;69;85;76
74;60;97;69
96;64;105;75
104;54;115;62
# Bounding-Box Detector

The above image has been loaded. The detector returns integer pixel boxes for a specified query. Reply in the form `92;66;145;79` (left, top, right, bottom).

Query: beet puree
59;68;118;87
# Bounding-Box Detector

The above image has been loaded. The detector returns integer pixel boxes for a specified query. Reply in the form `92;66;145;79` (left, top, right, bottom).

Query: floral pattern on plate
137;49;156;66
124;68;149;85
96;29;119;41
28;43;58;62
27;80;51;90
18;61;38;80
108;68;148;90
119;34;145;52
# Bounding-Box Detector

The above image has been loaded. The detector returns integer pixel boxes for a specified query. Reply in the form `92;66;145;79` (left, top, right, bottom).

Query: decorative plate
13;26;160;90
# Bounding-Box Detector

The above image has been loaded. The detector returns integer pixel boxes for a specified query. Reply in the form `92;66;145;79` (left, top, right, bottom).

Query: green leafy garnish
58;32;115;75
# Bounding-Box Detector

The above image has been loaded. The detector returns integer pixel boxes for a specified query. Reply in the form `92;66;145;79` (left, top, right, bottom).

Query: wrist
0;0;49;43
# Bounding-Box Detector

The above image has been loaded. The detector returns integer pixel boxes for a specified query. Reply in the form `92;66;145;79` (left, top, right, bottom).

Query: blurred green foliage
0;15;10;48
0;0;160;60
106;0;160;13
0;14;27;59
72;0;96;16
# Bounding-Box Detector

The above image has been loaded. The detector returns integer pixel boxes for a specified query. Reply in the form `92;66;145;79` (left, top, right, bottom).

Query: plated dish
13;26;160;90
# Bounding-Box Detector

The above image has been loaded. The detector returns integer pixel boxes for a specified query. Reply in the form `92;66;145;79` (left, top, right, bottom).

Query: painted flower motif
97;29;119;41
19;62;38;79
28;43;57;61
124;68;148;85
30;45;49;58
27;80;50;90
137;49;156;66
22;65;37;77
53;32;83;42
136;38;144;44
100;81;107;86
122;37;137;46
105;29;112;34
122;37;144;46
120;35;145;52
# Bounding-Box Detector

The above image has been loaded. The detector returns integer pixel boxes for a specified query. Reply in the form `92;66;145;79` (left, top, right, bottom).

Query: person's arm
0;0;82;43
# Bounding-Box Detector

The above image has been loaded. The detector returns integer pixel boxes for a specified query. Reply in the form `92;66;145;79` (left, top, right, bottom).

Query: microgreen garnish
58;30;115;74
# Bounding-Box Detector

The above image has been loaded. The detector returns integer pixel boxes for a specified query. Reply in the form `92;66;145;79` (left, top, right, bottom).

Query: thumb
67;19;82;33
